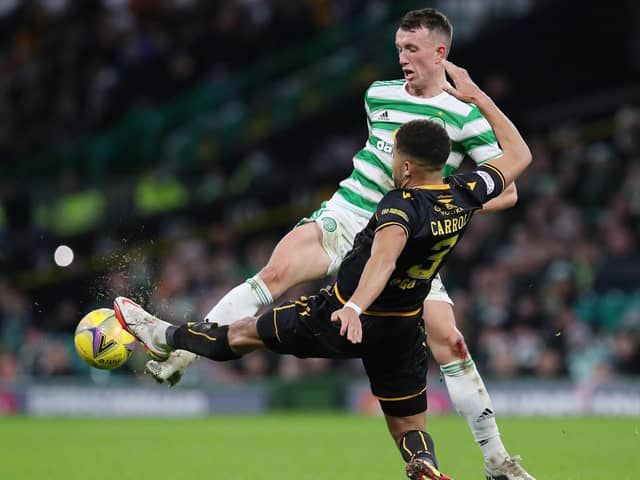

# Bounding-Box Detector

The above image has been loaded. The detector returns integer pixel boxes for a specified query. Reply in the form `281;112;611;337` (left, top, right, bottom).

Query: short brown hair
399;8;453;47
395;120;451;172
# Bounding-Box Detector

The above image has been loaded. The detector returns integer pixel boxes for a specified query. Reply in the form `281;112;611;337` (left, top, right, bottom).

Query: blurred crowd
2;105;639;386
443;107;640;380
1;0;376;162
1;0;639;388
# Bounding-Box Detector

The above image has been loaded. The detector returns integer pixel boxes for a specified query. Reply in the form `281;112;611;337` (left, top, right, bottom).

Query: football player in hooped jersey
113;59;533;480
146;8;535;480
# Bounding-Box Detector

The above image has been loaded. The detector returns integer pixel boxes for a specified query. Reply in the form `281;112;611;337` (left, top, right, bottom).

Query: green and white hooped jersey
331;80;503;217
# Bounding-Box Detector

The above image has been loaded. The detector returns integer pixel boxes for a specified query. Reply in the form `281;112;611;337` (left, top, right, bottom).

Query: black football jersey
334;164;506;314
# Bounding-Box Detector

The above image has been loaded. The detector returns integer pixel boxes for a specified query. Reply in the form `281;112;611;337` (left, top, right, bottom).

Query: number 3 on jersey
406;234;460;280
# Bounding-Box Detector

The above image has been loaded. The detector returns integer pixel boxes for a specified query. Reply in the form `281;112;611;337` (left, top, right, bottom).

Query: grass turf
0;415;637;479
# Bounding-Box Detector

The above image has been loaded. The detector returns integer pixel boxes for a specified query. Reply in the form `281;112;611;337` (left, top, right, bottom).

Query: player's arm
331;225;407;344
480;181;517;213
443;61;531;186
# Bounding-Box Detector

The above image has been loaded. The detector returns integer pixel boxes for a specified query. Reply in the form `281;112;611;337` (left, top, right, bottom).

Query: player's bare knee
228;317;258;347
447;334;468;359
258;265;285;288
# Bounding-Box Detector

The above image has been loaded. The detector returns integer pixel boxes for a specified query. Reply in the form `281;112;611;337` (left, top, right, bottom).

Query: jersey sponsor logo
434;204;463;216
389;277;417;290
376;110;389;120
380;207;409;222
321;217;337;233
477;171;495;194
375;139;393;154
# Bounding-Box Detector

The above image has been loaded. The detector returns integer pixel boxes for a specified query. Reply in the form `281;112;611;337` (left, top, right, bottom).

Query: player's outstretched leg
113;297;173;360
144;274;269;384
146;221;332;385
424;299;536;480
143;276;273;383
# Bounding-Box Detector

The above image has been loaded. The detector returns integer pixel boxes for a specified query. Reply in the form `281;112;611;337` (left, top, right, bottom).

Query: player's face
395;27;446;94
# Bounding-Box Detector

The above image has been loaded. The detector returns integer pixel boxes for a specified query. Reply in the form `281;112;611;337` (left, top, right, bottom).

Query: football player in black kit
114;61;532;480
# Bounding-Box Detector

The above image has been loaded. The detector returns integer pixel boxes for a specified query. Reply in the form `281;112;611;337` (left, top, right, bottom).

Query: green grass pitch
0;414;637;479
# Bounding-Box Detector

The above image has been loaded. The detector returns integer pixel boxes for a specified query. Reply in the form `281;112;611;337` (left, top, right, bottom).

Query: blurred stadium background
0;0;639;475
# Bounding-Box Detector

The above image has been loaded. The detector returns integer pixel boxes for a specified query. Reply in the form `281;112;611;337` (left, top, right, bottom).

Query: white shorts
425;274;453;305
297;195;453;305
297;196;369;275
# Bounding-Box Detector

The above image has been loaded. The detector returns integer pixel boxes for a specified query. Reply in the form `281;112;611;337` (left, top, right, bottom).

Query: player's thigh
423;299;456;339
423;299;467;365
256;293;355;358
423;274;457;340
259;222;330;292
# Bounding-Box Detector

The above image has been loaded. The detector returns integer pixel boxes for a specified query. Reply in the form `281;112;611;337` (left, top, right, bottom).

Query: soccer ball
74;308;137;369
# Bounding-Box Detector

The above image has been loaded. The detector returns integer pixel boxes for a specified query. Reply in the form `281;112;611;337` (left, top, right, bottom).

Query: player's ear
435;44;447;64
399;161;412;189
403;160;411;179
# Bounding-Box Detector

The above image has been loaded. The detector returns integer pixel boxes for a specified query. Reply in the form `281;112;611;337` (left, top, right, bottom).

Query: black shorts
257;289;428;417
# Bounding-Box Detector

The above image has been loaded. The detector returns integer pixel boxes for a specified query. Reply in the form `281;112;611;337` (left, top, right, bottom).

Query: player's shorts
425;274;453;305
257;287;428;417
296;197;370;275
298;196;454;304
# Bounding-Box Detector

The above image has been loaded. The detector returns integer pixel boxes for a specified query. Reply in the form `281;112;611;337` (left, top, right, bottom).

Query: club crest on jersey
321;217;337;233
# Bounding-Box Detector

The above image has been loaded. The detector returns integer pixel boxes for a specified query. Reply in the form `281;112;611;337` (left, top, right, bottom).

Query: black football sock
170;323;241;361
399;430;438;468
166;326;178;347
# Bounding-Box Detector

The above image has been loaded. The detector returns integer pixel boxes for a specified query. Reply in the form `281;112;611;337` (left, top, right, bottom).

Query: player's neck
404;172;444;188
405;72;447;98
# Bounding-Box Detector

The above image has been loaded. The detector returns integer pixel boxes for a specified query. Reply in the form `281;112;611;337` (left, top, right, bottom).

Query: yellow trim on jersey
415;184;450;190
481;163;506;191
333;284;422;318
375;221;408;237
374;386;427;402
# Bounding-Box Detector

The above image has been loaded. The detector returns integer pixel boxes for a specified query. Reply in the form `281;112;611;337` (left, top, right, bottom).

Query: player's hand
442;60;487;104
331;307;363;344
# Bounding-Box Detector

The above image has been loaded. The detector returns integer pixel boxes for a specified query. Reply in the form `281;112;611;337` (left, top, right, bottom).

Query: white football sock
441;358;509;468
204;275;274;325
